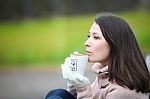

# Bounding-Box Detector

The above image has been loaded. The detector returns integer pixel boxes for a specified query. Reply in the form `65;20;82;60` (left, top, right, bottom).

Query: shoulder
105;83;148;99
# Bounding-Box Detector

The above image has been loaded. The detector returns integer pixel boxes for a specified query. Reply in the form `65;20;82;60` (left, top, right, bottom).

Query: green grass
0;17;67;65
0;15;93;66
0;10;150;67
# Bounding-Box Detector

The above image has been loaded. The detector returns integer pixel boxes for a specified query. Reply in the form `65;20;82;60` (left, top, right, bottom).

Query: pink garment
67;63;149;99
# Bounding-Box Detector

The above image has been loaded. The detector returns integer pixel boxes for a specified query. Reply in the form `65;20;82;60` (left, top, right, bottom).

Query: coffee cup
70;51;88;75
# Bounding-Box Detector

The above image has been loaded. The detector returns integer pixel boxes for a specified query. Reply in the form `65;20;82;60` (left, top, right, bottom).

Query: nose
84;38;91;47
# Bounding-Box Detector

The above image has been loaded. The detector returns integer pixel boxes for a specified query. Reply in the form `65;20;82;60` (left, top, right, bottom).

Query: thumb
61;64;67;79
64;57;71;64
75;74;90;83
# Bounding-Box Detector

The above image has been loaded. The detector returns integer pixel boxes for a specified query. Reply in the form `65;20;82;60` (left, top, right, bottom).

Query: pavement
0;64;95;99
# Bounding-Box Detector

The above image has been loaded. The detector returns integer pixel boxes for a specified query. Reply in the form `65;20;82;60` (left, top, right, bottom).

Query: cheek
94;42;110;62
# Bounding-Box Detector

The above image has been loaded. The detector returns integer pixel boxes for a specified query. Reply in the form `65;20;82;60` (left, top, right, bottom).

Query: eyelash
94;36;100;39
87;35;100;40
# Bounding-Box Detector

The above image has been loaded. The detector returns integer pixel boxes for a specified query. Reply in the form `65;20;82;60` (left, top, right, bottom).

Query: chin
88;58;97;63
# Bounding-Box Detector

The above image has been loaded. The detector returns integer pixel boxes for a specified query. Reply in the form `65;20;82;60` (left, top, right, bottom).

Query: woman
45;12;150;99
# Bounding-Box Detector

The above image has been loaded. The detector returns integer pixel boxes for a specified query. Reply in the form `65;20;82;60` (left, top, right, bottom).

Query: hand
61;57;90;88
61;57;70;79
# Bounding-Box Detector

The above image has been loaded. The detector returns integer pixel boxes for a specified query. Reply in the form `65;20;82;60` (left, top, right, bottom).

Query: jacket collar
92;63;109;88
92;63;108;76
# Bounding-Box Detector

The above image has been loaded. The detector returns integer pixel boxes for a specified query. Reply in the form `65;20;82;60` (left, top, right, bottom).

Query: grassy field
0;10;150;67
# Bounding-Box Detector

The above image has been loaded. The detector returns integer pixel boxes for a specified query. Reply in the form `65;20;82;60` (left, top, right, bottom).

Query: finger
61;64;67;79
64;57;71;64
66;66;75;81
75;74;85;82
75;74;90;83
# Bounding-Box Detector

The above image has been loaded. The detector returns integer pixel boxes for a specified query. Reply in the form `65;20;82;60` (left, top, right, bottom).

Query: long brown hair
95;12;150;93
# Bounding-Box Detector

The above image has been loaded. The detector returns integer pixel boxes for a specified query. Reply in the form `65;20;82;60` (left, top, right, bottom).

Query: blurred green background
0;0;150;68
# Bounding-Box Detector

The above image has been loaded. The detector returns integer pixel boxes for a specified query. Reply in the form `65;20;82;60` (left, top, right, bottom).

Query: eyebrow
88;32;99;35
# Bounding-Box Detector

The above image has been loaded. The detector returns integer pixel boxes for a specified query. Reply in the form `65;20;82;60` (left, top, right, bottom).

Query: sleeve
67;83;92;99
67;82;77;98
76;84;92;99
75;77;98;99
67;76;97;99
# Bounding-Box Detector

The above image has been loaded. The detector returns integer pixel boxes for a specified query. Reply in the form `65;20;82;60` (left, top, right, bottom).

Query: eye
93;36;100;40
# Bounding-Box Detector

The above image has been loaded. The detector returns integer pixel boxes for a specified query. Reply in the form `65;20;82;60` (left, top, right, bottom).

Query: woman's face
84;22;110;66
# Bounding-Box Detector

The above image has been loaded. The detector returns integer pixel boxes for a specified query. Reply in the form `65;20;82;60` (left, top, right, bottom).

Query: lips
86;50;92;55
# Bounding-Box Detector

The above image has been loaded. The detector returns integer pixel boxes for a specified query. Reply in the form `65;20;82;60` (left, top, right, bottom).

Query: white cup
70;53;88;75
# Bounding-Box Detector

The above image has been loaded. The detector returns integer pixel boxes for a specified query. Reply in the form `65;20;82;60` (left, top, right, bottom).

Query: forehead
89;22;101;34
